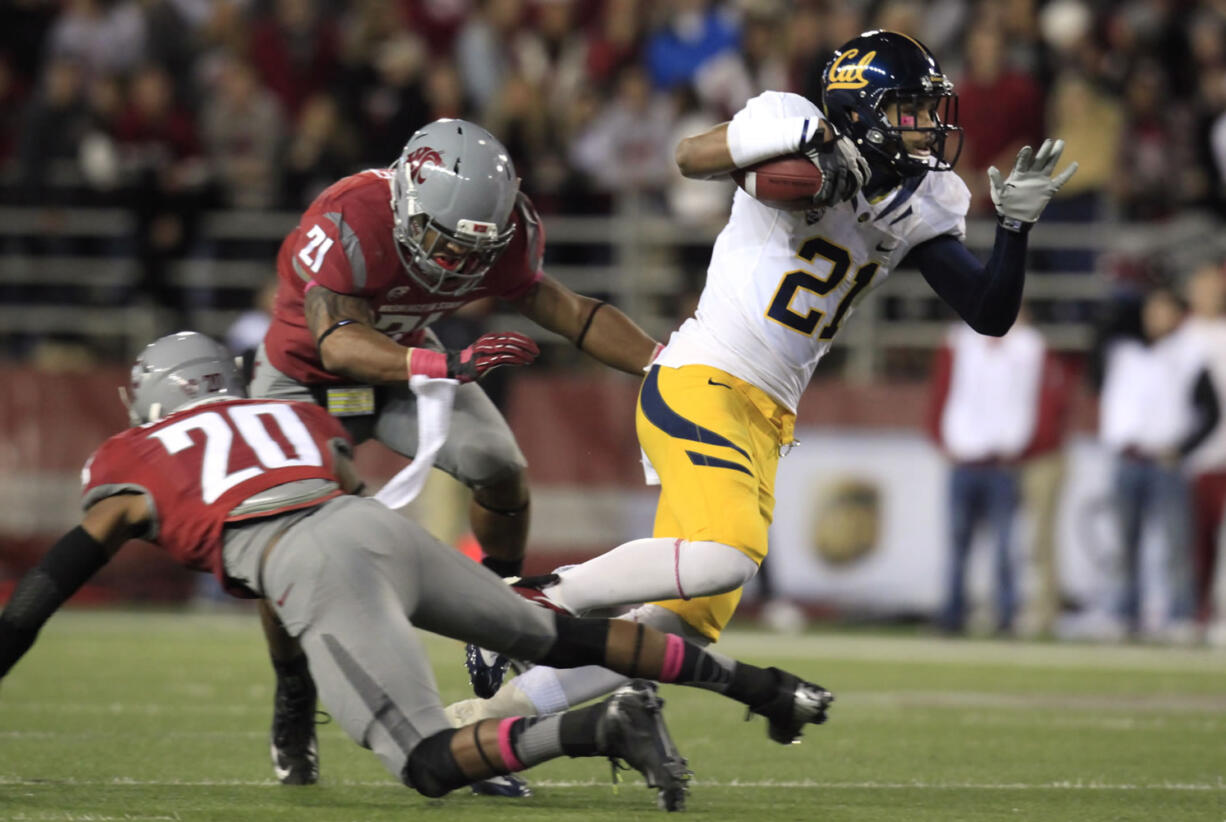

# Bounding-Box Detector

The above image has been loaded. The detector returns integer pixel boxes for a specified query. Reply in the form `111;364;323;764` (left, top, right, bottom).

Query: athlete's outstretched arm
0;493;147;678
510;274;660;375
909;139;1078;336
906;228;1029;336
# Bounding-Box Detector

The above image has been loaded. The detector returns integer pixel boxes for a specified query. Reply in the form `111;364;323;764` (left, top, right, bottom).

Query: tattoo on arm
305;285;375;341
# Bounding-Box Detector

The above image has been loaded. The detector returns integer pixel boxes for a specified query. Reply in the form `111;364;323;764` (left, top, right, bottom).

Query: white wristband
726;116;820;168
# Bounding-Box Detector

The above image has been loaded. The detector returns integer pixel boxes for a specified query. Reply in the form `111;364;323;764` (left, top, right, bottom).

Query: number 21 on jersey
151;403;323;503
298;224;334;274
766;235;878;341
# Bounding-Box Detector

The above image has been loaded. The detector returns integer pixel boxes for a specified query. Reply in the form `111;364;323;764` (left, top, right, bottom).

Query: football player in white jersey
452;29;1078;725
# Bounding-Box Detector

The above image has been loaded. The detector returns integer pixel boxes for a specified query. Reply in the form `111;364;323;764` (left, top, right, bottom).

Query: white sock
547;538;758;614
444;681;538;726
499;604;714;714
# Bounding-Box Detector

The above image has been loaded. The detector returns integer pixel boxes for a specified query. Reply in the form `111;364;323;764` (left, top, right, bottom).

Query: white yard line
0;776;1221;791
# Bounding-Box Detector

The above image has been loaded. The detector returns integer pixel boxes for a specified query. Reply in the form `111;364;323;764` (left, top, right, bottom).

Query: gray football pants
228;495;556;780
249;340;527;489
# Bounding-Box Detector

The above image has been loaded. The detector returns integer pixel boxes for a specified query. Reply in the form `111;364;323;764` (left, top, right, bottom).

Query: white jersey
655;91;972;412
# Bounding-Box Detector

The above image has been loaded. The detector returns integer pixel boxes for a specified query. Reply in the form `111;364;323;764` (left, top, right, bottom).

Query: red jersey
80;398;353;592
265;169;546;383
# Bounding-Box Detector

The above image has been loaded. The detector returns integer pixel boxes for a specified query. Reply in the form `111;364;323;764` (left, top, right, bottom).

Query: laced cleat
596;680;691;812
270;674;321;785
465;643;512;699
747;667;834;745
470;773;533;797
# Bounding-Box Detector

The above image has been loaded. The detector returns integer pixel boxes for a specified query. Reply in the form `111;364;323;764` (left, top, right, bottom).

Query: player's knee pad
535;614;610;669
452;432;527;490
401;729;466;798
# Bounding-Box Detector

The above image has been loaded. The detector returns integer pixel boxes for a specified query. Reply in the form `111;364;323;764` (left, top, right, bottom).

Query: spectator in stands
1115;60;1199;222
956;21;1045;215
354;33;430;165
644;0;739;94
1040;69;1121;270
928;313;1047;635
514;0;589;120
570;63;675;199
202;55;286;211
15;57;91;204
584;0;643;89
44;0;147;79
454;0;523;113
248;0;341;120
282;92;360;209
1181;263;1226;637
422;58;468;122
114;63;206;323
1098;286;1219;641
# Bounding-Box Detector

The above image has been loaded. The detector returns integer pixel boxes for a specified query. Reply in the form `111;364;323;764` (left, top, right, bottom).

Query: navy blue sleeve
901;222;1032;336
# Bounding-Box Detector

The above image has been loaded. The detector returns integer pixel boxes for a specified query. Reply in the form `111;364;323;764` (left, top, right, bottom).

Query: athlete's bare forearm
305;286;411;384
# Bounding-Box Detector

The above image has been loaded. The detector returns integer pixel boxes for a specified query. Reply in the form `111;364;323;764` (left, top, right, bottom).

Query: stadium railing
1;203;1223;373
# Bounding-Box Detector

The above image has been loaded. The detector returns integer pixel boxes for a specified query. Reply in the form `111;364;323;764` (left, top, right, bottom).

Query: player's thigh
638;366;773;560
374;380;526;488
408;535;556;661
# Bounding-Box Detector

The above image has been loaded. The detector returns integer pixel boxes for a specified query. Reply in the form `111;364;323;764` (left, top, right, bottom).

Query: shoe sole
768;684;835;745
605;684;691;811
269;739;319;785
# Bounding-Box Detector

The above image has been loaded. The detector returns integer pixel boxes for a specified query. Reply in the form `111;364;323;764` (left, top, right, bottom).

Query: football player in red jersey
0;332;834;810
249;118;663;785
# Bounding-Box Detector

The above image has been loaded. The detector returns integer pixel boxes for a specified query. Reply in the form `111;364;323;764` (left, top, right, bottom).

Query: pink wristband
407;347;448;379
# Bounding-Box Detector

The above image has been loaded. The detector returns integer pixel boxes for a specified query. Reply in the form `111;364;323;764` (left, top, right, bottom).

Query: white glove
804;132;871;207
988;138;1079;230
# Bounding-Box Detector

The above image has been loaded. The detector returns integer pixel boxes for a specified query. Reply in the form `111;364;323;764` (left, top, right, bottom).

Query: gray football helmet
390;119;520;296
123;331;244;425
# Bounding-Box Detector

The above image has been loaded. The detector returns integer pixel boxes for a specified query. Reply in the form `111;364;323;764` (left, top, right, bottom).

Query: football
731;154;822;210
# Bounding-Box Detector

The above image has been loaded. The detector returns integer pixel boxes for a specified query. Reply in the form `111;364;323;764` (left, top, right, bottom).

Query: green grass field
0;610;1222;821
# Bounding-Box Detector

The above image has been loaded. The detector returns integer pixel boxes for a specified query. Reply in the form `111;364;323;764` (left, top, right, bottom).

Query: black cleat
270;673;321;785
465;643;512;699
748;667;834;744
470;773;533;797
597;681;691;812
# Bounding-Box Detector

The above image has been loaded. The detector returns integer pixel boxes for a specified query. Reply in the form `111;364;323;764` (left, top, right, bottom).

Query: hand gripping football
731;155;823;211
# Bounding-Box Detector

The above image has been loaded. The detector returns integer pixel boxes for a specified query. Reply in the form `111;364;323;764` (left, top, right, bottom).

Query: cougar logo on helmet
406;147;443;185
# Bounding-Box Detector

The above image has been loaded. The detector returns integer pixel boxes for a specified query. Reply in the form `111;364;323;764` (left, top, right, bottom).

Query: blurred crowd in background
4;0;1226;222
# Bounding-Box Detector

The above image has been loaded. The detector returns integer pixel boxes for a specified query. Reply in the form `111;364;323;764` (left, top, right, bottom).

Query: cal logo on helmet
826;48;877;90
